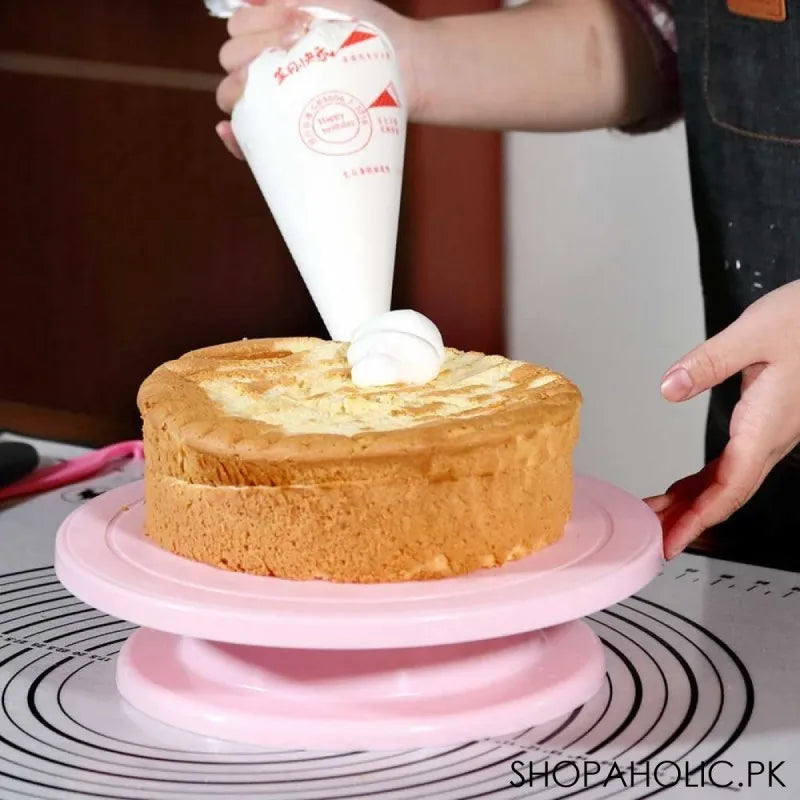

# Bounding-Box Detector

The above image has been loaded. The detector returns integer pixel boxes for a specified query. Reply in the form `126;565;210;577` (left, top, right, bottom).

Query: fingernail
281;28;304;46
282;14;311;45
660;366;693;401
215;122;226;139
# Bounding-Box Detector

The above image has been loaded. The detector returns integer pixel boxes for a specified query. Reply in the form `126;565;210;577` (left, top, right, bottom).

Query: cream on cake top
199;339;557;435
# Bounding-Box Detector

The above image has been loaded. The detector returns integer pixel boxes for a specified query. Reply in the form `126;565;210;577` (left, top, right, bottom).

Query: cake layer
137;337;581;582
137;337;581;486
142;453;573;582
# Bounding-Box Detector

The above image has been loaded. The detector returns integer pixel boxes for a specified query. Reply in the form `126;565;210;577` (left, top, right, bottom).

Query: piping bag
207;0;407;343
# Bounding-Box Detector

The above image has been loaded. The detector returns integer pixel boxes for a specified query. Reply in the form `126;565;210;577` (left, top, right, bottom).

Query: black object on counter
0;442;40;489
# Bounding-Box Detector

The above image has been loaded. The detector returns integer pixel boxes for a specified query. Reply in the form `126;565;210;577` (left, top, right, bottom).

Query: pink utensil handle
0;440;143;501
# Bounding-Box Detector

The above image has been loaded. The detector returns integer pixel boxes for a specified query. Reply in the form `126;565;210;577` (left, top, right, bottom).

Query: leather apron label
727;0;787;22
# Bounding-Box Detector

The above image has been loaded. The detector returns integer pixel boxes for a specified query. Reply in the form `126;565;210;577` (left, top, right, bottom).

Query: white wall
504;124;707;498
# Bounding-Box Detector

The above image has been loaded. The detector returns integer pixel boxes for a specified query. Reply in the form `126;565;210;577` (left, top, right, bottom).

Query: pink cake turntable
53;475;663;750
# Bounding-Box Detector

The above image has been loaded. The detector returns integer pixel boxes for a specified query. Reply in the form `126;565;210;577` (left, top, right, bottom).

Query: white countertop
1;433;798;799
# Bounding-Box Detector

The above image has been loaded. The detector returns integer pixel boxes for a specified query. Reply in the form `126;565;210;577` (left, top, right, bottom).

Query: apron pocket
704;0;800;143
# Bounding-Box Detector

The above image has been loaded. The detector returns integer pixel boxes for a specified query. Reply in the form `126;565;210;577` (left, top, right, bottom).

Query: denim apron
673;0;800;569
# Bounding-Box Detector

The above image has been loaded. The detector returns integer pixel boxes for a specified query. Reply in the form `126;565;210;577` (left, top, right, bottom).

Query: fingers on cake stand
54;477;663;750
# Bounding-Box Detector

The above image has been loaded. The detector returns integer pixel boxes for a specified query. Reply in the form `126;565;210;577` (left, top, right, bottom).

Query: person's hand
646;279;800;558
215;0;421;159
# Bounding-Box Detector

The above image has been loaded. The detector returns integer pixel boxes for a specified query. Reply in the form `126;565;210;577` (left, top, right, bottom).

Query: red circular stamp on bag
299;92;372;155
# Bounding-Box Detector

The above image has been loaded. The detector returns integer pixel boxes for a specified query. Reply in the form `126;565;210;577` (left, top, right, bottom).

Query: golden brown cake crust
137;337;581;582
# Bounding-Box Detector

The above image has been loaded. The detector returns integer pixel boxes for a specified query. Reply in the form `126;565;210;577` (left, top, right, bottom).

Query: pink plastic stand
55;476;663;749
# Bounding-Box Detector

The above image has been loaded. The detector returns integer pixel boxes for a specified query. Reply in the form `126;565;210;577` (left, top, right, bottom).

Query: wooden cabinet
0;0;503;444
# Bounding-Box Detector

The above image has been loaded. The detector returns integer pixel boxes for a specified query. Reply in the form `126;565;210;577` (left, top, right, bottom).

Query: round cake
137;337;581;583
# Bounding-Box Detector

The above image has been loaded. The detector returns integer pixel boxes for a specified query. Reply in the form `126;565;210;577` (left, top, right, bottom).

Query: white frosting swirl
347;310;445;388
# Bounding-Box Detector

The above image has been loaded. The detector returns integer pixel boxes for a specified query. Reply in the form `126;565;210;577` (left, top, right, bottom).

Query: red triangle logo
369;84;400;108
339;29;377;49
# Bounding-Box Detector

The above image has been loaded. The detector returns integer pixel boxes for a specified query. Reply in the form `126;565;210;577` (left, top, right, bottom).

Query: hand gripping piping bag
206;1;407;342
